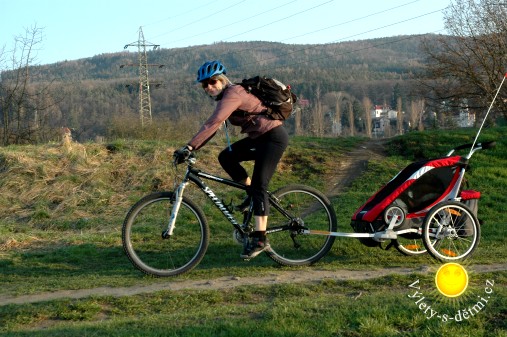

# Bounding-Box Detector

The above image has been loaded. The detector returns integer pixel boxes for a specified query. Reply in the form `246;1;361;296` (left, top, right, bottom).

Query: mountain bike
122;153;337;277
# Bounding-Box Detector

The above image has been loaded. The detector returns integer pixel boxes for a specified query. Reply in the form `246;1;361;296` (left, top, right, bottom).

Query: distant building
458;110;475;127
371;105;384;118
370;105;400;137
372;117;390;137
387;109;398;119
370;105;398;120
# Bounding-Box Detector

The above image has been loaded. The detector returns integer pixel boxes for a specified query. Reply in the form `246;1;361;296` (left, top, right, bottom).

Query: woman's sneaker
240;237;270;259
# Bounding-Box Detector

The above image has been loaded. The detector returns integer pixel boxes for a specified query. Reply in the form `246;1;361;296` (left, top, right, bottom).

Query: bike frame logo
406;263;495;323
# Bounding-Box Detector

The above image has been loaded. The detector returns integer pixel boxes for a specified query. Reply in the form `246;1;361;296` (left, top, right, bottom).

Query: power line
220;0;334;42
279;0;421;43
161;0;298;46
163;5;444;76
132;1;445;84
150;0;339;66
152;0;427;49
239;8;446;73
199;1;433;69
142;0;216;28
149;0;247;39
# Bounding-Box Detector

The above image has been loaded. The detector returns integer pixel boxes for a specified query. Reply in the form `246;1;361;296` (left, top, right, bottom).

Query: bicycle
122;153;337;277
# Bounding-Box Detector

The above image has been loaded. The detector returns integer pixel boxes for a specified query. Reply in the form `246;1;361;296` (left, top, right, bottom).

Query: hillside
3;34;441;141
0;136;362;228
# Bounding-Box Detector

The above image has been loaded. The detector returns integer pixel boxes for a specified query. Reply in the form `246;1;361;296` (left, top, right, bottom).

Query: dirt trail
325;138;387;197
2;263;506;306
2;139;506;306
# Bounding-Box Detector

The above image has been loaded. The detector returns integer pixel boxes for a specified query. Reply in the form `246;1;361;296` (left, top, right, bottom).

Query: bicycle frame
163;159;295;239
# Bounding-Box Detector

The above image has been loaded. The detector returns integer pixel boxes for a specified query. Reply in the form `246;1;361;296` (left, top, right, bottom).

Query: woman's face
201;77;224;97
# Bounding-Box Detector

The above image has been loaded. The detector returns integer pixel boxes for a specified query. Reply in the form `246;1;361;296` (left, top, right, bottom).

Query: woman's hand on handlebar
173;145;192;164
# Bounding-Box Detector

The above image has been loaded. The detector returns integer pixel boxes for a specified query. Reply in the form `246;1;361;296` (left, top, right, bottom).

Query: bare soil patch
325;138;388;197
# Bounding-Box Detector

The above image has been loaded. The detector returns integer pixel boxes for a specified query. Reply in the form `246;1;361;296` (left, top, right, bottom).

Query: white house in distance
371;105;399;137
371;105;384;118
371;105;398;120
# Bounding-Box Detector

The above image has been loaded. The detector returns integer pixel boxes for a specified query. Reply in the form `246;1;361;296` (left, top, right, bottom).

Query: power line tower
122;27;163;127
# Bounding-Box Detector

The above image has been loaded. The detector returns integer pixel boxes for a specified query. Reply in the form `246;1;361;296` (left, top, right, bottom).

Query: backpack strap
230;108;270;118
223;121;232;151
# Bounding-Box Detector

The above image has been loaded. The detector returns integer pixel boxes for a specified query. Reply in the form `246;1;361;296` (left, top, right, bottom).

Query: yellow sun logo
435;262;469;298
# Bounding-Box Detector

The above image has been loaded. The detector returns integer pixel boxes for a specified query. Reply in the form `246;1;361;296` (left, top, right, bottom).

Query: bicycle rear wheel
422;201;480;261
122;192;209;277
266;184;337;266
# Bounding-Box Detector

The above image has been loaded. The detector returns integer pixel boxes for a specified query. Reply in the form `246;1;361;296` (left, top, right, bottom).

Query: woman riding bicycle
173;60;289;259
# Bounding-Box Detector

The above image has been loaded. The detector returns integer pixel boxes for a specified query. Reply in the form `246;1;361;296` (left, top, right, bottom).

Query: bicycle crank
232;229;244;245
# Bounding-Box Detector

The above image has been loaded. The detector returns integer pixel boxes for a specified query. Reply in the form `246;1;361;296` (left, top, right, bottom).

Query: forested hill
14;34;441;141
37;34;431;81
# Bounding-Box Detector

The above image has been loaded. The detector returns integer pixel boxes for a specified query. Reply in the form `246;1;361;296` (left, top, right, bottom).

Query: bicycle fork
162;181;188;239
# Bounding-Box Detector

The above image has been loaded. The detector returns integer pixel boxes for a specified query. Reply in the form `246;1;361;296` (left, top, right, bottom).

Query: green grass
0;128;506;335
0;273;505;336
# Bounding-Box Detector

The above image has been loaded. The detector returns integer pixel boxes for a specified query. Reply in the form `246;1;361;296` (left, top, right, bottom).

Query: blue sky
1;0;448;66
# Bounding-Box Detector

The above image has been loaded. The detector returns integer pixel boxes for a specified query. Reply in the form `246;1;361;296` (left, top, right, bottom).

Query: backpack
237;76;297;120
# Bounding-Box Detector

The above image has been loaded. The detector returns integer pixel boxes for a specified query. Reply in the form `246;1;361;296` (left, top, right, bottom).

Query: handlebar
446;141;496;157
480;141;497;150
173;152;196;166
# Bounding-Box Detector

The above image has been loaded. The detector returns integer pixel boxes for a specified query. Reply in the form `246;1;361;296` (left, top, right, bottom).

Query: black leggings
218;126;289;216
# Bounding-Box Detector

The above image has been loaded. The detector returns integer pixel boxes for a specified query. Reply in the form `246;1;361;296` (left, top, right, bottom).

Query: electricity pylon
122;27;163;127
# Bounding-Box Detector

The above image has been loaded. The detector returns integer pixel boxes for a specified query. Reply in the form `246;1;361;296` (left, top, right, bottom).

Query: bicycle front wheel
266;184;337;266
422;201;480;262
122;192;209;277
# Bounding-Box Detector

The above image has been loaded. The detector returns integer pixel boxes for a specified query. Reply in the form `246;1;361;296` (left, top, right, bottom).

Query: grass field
0;128;506;336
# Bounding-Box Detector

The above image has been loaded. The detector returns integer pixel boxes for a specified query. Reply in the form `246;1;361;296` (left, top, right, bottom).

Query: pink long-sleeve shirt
188;84;282;150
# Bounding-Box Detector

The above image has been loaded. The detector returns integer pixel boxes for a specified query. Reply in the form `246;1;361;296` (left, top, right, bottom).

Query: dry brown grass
0;139;185;226
0;136;347;229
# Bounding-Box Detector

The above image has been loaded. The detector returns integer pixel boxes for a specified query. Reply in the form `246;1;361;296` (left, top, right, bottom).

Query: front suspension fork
162;182;188;239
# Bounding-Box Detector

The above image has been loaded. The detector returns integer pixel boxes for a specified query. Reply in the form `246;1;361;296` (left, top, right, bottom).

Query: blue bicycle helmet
196;60;226;82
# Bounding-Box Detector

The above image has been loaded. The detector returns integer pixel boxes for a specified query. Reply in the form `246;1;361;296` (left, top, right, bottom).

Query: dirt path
2;263;506;306
325;138;387;197
2;139;505;306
